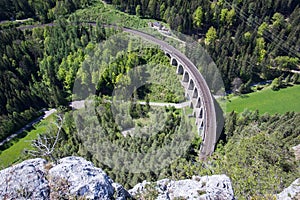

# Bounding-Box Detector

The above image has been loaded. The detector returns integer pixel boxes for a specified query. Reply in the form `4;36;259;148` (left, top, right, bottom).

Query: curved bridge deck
123;28;217;159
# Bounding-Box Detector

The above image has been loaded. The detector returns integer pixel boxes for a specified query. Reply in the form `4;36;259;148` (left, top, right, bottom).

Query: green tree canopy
193;6;203;28
205;26;217;45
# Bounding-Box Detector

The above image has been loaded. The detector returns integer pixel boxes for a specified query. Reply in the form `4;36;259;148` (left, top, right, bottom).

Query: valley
0;0;299;199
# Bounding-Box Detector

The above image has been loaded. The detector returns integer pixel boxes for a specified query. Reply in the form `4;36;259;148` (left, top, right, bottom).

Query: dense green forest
0;0;96;141
0;18;110;142
0;27;44;142
109;0;300;91
0;0;92;22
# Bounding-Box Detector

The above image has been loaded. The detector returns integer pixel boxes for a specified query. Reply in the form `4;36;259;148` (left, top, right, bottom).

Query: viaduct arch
123;28;217;159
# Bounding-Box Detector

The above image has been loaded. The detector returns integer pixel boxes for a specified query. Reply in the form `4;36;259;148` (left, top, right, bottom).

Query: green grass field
225;84;300;115
0;114;55;168
70;1;166;29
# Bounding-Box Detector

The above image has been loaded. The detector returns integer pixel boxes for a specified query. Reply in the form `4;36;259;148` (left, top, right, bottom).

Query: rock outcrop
0;156;130;199
292;144;300;161
0;156;236;200
277;178;300;200
129;174;235;200
0;158;49;199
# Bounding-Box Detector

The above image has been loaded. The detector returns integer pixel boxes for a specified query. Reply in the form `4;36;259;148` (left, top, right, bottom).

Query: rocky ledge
276;178;300;200
129;175;235;200
0;157;130;199
0;156;236;199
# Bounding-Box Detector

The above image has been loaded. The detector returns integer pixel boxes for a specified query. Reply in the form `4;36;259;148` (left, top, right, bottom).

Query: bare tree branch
27;114;64;163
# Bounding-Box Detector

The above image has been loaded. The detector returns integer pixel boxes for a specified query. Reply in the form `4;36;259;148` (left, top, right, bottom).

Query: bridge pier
196;118;205;137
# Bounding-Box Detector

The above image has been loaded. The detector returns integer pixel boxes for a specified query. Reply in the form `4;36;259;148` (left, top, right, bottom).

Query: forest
108;0;300;92
0;0;92;22
0;0;300;199
19;102;300;199
2;0;299;142
0;0;96;142
0;17;110;142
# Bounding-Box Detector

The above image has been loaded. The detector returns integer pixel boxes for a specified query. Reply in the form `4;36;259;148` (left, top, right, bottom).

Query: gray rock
0;156;237;200
112;182;132;200
277;178;300;200
292;144;300;160
0;156;131;200
0;158;49;200
129;174;235;200
48;156;116;199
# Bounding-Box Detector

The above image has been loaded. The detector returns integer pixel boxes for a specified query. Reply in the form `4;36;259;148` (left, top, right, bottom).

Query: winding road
0;109;56;146
0;100;191;147
71;100;191;110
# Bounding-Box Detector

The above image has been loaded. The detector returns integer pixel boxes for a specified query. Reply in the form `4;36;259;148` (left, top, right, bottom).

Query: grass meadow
0;114;55;168
225;84;300;115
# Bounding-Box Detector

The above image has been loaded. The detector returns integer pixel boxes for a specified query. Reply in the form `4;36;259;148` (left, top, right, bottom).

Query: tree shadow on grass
240;94;250;98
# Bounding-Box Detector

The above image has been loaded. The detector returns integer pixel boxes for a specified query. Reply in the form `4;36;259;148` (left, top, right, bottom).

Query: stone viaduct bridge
123;28;217;159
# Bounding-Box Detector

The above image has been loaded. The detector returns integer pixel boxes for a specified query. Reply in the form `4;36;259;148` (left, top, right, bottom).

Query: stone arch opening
188;79;194;90
200;121;204;129
171;58;178;66
183;72;189;82
177;65;184;75
190;101;194;109
193;88;198;98
196;97;201;108
186;92;191;100
165;52;171;58
199;108;203;119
